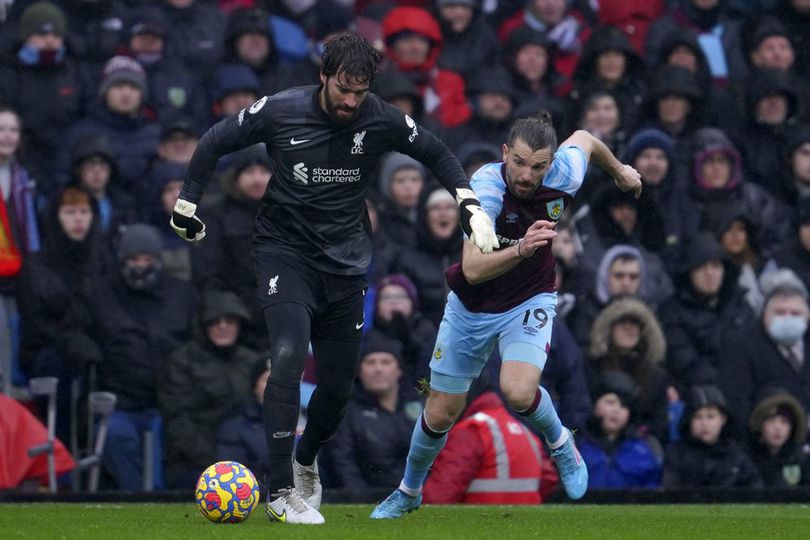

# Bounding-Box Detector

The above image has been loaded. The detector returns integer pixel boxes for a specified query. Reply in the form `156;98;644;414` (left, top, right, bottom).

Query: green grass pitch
5;503;810;539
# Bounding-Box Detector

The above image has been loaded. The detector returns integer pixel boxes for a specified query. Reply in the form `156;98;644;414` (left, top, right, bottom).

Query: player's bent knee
501;385;537;412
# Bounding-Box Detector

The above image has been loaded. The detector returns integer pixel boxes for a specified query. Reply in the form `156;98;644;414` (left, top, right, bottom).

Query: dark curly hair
321;33;382;85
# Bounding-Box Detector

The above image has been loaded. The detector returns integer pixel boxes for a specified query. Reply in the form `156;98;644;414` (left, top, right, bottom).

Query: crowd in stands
3;0;810;498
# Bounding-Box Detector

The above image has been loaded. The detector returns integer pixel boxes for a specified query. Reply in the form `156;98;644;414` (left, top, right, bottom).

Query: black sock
263;377;300;494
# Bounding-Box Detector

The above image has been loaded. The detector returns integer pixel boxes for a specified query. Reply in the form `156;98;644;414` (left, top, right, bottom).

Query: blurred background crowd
2;0;810;500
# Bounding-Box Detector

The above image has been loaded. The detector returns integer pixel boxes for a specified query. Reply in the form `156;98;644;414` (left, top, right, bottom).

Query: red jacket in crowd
424;391;559;504
382;7;472;129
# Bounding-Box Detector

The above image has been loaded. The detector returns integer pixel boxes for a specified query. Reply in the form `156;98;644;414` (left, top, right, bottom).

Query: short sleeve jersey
445;145;588;313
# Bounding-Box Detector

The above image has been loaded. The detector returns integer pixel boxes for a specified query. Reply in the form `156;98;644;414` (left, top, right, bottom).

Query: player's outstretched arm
562;130;642;199
462;220;557;285
172;97;274;242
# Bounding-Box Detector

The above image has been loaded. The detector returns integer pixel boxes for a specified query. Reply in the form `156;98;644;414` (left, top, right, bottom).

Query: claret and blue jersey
445;145;589;314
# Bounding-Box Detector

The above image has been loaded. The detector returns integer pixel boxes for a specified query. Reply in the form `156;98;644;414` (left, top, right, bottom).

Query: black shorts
254;248;368;342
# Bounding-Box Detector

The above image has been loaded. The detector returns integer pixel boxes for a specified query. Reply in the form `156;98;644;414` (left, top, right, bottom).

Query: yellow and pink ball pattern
195;461;260;523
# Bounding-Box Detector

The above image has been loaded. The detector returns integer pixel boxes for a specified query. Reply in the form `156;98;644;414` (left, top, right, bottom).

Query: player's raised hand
613;164;642;199
170;199;206;242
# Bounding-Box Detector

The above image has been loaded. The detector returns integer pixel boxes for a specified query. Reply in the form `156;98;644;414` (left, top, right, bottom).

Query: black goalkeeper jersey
182;85;471;276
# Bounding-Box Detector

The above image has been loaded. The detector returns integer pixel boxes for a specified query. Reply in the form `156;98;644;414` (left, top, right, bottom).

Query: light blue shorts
429;292;556;394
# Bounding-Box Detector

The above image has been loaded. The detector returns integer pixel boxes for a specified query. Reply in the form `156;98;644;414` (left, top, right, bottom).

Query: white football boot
293;455;323;509
265;487;325;525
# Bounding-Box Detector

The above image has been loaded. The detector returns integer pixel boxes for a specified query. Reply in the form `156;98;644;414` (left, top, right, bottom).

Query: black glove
170;199;206;241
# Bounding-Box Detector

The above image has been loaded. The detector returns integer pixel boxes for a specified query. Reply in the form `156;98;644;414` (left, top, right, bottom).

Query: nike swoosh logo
290;137;310;145
266;506;287;522
355;321;364;330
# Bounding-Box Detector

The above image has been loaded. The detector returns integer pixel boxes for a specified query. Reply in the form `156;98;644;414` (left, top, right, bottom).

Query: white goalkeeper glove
170;199;206;242
456;188;499;254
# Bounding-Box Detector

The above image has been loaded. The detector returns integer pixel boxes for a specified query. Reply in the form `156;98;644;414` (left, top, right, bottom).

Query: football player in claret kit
169;33;498;525
372;111;642;518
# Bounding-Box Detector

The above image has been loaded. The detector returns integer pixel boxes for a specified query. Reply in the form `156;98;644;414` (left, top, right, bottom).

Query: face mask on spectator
17;44;65;66
122;262;162;291
767;315;807;345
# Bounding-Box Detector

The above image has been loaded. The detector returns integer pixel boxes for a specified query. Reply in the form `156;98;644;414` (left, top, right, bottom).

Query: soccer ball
195;461;260;523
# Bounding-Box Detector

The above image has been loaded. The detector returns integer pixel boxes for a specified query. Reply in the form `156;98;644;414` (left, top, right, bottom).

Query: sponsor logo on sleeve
248;96;268;114
405;114;418;142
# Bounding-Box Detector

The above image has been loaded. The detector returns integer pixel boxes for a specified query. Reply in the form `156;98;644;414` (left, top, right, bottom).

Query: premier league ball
195;461;260;523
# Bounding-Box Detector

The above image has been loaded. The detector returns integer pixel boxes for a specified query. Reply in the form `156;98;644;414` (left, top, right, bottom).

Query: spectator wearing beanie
769;194;810;292
435;0;500;80
376;152;426;251
748;386;810;487
159;289;260;488
446;65;516;154
626;128;691;262
58;55;160;192
367;274;437;388
208;62;262;124
663;385;762;488
17;186;109;446
579;370;663;489
0;1;85;184
154;0;225;75
569;25;647;132
718;269;810;440
193;146;273;349
125;8;208;131
646;0;747;87
96;222;198;490
323;332;424;489
658;233;755;388
393;188;462;326
381;6;471;129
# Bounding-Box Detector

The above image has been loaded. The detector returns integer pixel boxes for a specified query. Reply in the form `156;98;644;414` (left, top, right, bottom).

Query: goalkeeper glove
170;199;206;242
456;188;499;254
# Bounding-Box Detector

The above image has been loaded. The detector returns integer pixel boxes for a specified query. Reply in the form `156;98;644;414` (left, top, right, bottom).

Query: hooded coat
158;290;259;485
747;386;810;487
587;297;672;443
17;188;111;375
687;127;789;249
436;1;500;80
382;7;471;129
662;384;763;487
376;152;425;250
570;26;647;131
736;69;801;199
658;233;755;387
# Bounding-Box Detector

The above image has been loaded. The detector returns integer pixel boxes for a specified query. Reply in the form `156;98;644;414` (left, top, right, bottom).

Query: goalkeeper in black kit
170;34;497;525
